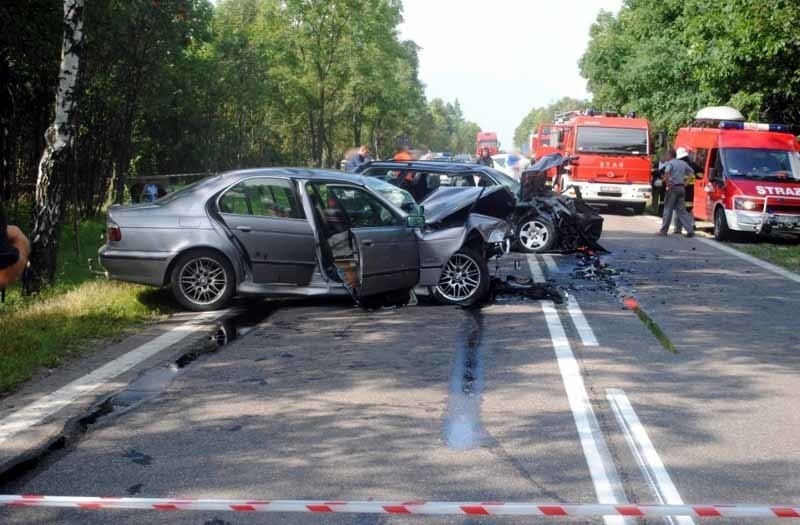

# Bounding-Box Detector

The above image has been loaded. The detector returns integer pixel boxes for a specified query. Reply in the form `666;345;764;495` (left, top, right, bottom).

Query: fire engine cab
675;106;800;241
532;110;652;213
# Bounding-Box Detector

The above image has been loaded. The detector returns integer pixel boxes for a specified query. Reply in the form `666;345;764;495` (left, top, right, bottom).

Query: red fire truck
533;110;653;213
476;131;499;156
675;107;800;241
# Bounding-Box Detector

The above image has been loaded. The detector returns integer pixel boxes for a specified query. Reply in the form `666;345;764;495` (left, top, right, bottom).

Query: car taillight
107;224;122;242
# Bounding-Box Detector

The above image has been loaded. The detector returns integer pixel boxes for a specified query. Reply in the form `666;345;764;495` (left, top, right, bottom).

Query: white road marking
542;254;559;273
696;237;800;285
0;310;228;445
526;254;545;283
607;389;695;525
641;214;800;283
540;301;628;525
565;295;599;347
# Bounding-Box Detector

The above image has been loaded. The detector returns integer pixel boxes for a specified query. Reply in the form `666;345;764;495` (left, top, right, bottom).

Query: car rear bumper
99;246;174;286
565;182;651;204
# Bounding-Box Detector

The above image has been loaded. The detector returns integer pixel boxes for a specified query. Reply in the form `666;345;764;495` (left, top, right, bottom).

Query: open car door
307;182;420;300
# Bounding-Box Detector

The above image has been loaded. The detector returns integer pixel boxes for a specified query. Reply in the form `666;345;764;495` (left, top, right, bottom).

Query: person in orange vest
0;203;30;289
393;143;413;161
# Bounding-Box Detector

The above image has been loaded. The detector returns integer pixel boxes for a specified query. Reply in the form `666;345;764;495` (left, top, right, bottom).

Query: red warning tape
2;495;800;518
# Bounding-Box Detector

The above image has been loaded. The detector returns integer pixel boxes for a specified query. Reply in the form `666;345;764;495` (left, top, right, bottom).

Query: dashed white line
565;294;599;347
542;254;559;273
526;254;545;283
607;388;695;525
0;310;229;445
540;301;629;525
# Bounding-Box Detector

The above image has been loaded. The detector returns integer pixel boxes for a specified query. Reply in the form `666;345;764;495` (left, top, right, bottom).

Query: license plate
775;215;799;225
600;186;621;194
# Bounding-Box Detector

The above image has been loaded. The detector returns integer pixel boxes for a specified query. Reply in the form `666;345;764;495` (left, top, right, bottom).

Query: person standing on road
143;182;159;203
345;145;373;172
0;202;30;289
477;147;494;167
658;148;695;237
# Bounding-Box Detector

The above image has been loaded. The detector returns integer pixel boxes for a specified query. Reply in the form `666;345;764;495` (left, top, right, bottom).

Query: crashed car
356;158;604;253
99;168;511;310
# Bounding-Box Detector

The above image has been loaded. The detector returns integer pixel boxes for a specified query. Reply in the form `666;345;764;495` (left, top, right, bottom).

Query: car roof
359;161;489;173
220;167;369;184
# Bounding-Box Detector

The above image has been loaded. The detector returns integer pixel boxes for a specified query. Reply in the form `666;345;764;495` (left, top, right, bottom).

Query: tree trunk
27;0;84;293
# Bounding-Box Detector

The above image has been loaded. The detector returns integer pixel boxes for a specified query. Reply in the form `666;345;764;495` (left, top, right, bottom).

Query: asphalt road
1;213;798;524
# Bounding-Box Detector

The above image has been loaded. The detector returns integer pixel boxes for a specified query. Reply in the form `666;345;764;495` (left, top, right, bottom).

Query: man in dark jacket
477;147;494;167
0;203;30;288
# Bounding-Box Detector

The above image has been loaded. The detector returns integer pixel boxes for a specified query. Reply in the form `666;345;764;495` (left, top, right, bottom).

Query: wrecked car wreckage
514;153;605;253
98;168;513;311
358;155;605;254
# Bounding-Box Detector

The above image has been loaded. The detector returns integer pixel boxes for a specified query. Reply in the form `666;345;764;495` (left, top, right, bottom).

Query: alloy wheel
436;253;482;302
178;257;228;306
519;220;550;250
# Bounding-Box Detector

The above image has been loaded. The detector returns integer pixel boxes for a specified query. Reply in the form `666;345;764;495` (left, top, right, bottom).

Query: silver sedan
99;168;512;310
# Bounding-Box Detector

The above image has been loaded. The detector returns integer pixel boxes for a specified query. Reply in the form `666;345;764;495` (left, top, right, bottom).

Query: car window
310;183;402;228
218;178;304;219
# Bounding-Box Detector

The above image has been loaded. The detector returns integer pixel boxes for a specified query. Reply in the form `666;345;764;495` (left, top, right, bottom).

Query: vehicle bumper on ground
565;182;650;205
725;209;800;234
99;245;174;286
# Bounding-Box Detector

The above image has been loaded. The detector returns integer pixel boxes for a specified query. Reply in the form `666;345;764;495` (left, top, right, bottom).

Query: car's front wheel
516;218;557;253
432;247;489;307
170;249;235;311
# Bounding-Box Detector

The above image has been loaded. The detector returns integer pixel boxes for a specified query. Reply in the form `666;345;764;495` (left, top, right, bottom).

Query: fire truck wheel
516;218;557;253
713;207;732;241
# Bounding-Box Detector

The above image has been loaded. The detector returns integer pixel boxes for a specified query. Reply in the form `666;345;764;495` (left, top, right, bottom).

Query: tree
579;0;800;135
27;0;85;291
513;97;588;150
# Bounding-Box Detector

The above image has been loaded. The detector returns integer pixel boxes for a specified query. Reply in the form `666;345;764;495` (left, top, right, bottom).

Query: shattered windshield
576;126;648;155
363;176;417;212
721;148;800;181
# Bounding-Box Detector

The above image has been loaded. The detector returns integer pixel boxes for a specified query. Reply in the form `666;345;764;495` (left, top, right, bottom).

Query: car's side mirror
709;167;723;184
406;215;425;228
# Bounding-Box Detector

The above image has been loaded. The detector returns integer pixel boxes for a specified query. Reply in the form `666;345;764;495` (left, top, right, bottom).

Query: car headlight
734;198;763;211
488;229;507;243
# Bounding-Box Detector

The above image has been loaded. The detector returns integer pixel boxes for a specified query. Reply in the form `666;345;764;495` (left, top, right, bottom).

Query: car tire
170;249;235;311
516;217;557;253
432;247;489;307
713;207;733;241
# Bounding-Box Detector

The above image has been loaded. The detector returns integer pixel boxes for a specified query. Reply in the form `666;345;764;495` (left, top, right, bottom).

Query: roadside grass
730;239;800;273
0;215;175;393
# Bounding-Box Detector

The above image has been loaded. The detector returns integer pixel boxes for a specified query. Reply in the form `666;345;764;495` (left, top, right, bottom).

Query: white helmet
676;147;689;159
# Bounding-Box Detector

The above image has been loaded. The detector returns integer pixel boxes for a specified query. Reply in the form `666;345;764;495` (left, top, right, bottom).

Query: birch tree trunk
27;0;84;292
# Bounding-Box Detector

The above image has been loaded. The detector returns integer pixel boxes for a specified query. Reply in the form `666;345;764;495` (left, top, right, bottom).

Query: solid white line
565;295;599;347
696;237;800;285
607;389;695;525
542;254;559;273
0;310;228;445
526;254;545;283
540;301;628;525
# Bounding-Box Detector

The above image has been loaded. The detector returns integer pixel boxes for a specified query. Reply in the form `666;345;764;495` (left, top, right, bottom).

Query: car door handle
236;225;252;232
362;239;374;246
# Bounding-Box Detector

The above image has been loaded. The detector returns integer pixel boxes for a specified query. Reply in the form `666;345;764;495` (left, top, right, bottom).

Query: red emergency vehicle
675;108;800;240
533;110;652;213
476;131;499;156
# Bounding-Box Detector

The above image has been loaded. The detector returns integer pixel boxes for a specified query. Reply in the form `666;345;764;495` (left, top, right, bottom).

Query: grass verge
0;215;175;393
731;241;800;273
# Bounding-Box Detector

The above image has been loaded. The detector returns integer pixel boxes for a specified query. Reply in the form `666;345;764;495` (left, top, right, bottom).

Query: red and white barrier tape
2;496;800;518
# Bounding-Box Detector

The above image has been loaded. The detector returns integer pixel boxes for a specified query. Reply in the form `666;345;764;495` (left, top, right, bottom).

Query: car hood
420;186;514;224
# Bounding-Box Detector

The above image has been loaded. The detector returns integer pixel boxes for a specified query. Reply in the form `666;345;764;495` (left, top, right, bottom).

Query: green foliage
513;97;588;150
417;99;481;154
580;0;800;135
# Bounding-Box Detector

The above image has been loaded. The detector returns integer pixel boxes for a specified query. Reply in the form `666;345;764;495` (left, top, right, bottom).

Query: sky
398;0;623;149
